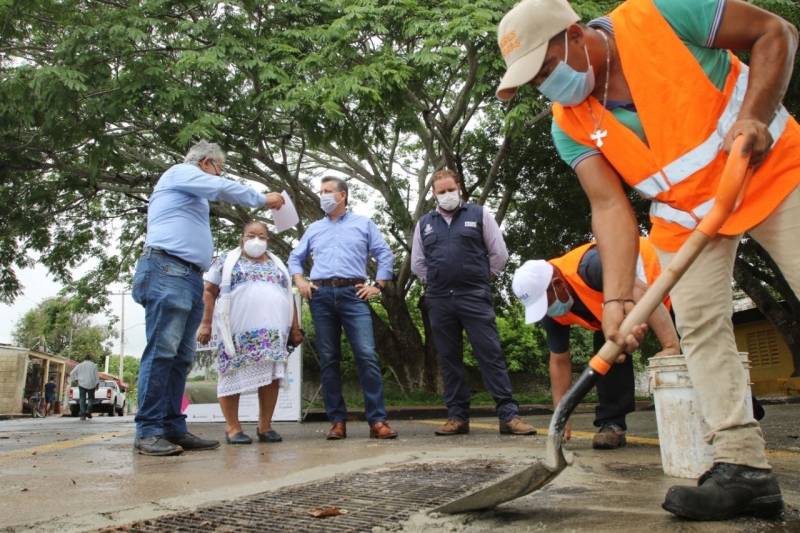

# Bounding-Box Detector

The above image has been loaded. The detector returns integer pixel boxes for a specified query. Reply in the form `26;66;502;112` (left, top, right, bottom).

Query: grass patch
303;382;652;410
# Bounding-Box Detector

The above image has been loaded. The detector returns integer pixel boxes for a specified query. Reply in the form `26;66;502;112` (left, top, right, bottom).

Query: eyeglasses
207;159;223;176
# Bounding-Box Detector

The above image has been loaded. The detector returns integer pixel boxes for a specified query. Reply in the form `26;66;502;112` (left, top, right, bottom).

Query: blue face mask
538;33;595;107
546;282;574;317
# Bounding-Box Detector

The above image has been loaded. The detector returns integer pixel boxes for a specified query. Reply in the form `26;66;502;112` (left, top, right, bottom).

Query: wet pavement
0;405;798;532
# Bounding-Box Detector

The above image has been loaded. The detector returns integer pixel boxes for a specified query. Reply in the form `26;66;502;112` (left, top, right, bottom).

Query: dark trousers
426;291;519;424
592;330;635;430
78;386;95;417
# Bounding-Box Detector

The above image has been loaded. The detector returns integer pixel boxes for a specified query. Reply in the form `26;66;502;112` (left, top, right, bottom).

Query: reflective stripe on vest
633;64;791;230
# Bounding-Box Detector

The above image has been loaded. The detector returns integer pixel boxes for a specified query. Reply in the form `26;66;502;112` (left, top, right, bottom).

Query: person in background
69;355;99;421
44;376;57;416
412;169;537;437
512;238;679;447
288;176;398;440
198;221;303;444
132;140;285;456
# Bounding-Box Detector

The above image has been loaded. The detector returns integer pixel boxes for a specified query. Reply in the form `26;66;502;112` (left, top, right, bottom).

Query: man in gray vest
411;170;537;436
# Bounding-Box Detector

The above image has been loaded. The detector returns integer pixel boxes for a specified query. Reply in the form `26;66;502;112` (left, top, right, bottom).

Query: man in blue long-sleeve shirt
132;140;285;456
288;176;398;440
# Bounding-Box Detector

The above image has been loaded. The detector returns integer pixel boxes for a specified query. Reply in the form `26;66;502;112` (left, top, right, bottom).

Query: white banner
183;294;303;423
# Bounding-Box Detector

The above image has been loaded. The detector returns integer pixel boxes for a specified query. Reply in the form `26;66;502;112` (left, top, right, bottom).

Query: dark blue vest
419;203;491;297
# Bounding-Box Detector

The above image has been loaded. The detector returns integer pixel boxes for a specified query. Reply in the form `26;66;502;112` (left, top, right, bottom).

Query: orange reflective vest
552;0;800;252
548;238;669;331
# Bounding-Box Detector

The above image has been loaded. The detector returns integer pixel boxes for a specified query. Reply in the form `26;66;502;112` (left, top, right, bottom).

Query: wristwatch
372;281;385;292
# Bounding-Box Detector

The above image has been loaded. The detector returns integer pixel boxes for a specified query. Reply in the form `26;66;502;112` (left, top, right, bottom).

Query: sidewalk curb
301;396;800;423
301;401;657;423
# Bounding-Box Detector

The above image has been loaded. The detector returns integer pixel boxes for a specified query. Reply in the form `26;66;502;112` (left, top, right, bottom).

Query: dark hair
83;354;92;361
549;29;567;47
242;220;269;235
321;176;349;206
549;22;588;47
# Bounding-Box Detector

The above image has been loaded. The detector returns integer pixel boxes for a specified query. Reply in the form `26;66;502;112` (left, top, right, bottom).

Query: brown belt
312;278;365;287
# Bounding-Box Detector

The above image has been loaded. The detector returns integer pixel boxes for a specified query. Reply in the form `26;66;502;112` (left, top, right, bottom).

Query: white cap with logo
512;260;555;324
496;0;581;101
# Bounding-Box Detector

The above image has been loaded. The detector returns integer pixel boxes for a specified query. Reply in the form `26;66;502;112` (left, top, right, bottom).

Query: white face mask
436;190;461;211
320;192;341;214
243;237;267;258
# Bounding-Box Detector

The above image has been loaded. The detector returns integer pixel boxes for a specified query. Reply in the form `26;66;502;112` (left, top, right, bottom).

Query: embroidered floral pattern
210;254;288;290
217;326;290;375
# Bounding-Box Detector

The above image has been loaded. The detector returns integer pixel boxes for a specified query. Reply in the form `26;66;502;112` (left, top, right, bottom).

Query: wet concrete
0;405;798;532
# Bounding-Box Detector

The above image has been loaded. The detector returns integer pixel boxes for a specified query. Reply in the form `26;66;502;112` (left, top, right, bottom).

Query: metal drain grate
100;461;511;532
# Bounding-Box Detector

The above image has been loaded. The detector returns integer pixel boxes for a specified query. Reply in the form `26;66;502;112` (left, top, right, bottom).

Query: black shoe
257;429;282;443
662;462;784;521
87;414;92;419
225;431;253;444
166;432;220;451
79;416;86;421
134;436;184;456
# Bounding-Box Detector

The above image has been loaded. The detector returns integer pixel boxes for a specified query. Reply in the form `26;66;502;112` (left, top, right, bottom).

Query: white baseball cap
496;0;581;101
512;260;555;324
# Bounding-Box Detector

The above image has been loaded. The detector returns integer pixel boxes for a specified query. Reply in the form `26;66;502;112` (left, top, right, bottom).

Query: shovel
433;137;753;514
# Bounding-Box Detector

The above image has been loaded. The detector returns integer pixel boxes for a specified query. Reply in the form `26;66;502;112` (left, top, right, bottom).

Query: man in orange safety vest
512;238;679;448
497;0;799;521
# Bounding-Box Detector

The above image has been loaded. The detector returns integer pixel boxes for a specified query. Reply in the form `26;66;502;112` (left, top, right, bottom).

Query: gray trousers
425;290;519;424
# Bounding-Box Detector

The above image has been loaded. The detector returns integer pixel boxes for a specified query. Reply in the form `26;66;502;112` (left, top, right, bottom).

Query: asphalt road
0;404;798;532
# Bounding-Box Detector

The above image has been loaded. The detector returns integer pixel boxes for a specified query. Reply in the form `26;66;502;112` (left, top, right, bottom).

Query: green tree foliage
11;297;115;362
2;0;799;391
1;0;559;391
106;355;140;388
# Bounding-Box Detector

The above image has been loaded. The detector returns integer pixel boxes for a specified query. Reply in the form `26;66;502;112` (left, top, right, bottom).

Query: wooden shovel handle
589;137;752;372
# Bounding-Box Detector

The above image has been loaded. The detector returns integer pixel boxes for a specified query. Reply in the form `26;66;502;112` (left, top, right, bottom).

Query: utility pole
119;290;125;381
110;291;126;381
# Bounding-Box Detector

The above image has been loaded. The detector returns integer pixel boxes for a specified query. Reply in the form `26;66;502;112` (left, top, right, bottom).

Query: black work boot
662;462;784;521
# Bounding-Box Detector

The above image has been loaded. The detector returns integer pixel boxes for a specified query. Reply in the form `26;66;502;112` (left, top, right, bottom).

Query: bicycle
28;391;47;418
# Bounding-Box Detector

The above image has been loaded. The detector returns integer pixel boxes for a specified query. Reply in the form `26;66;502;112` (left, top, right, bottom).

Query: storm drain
100;460;511;532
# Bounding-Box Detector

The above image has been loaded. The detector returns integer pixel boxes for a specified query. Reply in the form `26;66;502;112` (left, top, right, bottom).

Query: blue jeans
78;386;95;417
308;285;387;425
132;250;204;439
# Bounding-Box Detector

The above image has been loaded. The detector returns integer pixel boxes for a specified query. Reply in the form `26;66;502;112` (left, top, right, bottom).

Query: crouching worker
512;238;679;446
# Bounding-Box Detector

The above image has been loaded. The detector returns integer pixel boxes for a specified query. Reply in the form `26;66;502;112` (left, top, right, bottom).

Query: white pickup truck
69;380;127;417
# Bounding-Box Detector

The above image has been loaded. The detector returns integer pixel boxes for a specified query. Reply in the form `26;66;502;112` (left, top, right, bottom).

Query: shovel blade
433;367;602;515
431;460;565;514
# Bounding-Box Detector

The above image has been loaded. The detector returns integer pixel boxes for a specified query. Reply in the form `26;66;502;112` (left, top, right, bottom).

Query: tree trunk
370;290;439;393
734;257;800;377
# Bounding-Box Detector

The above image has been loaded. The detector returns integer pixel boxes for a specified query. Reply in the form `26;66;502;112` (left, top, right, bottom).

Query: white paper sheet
271;190;299;232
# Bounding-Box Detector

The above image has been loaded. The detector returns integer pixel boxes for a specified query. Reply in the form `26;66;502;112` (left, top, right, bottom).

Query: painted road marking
0;430;134;461
416;420;798;457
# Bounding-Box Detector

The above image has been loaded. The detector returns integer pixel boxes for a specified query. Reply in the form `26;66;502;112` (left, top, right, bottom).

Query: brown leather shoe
434;419;470;436
499;417;538;435
369;421;398;439
592;424;626;449
326;422;346;440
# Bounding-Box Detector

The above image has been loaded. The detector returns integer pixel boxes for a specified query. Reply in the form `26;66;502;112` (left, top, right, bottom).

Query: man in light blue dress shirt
288;177;398;440
132;140;285;456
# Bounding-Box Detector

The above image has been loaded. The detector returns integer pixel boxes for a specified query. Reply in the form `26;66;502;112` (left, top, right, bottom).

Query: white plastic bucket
648;352;752;479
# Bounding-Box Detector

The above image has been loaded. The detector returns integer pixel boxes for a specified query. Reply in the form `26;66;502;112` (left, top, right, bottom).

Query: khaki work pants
655;185;800;470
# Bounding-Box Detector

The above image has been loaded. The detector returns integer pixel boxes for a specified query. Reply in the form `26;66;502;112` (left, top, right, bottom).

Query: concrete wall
0;348;29;414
